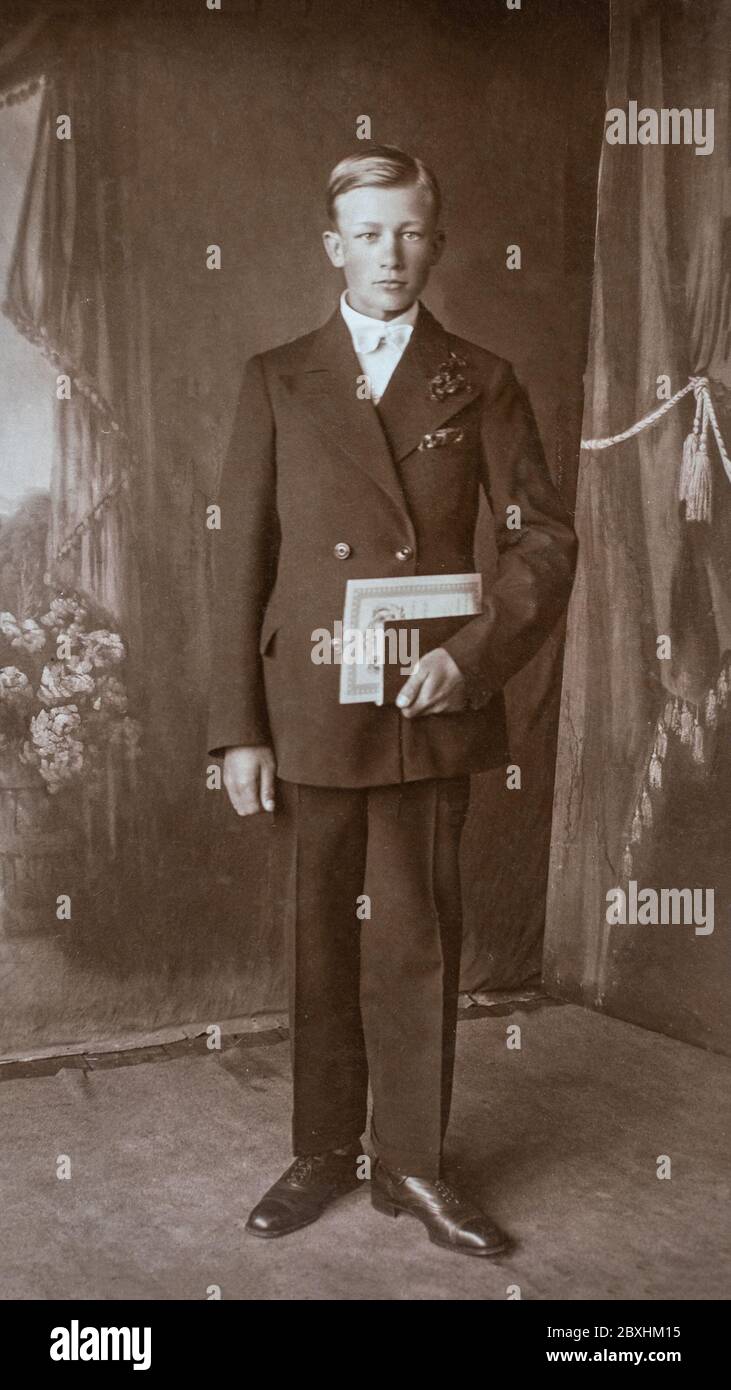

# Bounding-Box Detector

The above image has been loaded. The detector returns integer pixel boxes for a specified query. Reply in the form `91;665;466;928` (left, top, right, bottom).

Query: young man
208;146;577;1258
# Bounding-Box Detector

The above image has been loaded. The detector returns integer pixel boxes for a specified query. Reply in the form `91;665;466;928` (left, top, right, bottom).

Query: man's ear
322;228;345;268
430;229;446;267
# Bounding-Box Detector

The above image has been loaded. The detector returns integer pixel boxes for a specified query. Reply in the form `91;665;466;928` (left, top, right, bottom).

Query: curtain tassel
679;701;694;744
679;388;712;523
640;787;653;827
649;752;663;789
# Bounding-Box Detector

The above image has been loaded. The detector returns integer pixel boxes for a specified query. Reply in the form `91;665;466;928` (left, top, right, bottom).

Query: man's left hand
396;647;468;718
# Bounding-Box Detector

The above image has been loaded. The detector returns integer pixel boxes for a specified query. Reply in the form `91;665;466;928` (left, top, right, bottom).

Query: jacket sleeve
442;358;578;705
207;353;279;755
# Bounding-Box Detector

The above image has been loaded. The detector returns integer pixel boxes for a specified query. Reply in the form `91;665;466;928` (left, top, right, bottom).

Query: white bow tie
352;323;413;355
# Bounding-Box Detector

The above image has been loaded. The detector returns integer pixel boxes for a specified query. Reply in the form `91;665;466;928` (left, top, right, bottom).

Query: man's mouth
375;280;407;288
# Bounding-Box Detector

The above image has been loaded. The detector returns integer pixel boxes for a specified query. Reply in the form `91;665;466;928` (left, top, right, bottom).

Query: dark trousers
271;776;471;1179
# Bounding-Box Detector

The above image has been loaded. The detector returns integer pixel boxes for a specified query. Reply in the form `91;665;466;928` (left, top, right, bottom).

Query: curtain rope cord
581;376;731;485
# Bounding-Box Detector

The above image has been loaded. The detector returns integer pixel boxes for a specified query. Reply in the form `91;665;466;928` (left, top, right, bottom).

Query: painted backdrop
0;0;606;1052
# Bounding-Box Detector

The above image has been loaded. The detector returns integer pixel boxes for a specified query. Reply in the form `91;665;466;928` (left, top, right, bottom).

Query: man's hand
396;647;468;718
223;745;277;815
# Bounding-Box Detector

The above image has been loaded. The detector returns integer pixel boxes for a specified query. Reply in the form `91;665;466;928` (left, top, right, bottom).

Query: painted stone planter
0;753;75;938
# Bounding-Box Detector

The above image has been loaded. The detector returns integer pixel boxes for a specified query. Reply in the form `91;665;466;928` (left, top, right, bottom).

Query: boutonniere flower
428;351;472;402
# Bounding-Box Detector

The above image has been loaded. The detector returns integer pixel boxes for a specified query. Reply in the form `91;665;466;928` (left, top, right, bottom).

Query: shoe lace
288;1156;315;1184
434;1177;462;1205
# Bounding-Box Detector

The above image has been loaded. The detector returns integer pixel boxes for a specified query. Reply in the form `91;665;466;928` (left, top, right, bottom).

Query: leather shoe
371;1160;509;1258
246;1146;363;1238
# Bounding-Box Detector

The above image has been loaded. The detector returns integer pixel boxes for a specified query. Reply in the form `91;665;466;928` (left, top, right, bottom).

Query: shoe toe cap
457;1218;509;1255
246;1197;299;1234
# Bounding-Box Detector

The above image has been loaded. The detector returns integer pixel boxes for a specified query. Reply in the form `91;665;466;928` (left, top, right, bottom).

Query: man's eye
357;233;377;241
403;232;422;240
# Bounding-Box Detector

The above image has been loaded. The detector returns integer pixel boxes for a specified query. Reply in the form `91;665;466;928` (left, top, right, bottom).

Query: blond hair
326;145;442;225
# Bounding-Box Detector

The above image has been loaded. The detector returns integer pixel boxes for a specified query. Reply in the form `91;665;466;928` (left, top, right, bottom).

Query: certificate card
339;573;483;705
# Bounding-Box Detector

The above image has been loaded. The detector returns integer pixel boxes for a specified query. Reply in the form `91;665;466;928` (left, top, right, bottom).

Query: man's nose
379;236;403;267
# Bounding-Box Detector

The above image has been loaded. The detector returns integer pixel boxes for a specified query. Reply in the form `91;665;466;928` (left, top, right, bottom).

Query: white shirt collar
340;290;419;338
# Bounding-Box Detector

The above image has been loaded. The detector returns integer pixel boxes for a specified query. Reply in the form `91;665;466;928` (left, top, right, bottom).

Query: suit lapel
279;302;483;513
280;308;409;517
375;303;482;462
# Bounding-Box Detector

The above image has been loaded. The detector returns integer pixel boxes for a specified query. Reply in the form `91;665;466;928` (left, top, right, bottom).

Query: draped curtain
545;0;731;1054
4;17;146;632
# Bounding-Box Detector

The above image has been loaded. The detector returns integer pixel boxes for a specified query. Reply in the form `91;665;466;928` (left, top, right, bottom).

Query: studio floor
1;1001;729;1301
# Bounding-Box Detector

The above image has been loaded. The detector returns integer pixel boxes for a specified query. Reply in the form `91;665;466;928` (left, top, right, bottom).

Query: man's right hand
223;745;277;816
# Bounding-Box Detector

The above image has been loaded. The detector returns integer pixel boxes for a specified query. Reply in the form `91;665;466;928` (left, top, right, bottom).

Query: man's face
322;182;444;320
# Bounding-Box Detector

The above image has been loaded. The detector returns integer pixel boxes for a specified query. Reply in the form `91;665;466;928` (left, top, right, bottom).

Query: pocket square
418;427;465;451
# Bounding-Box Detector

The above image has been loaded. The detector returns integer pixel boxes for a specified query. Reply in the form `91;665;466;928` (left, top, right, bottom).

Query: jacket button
333;542;351;560
395;545;413;561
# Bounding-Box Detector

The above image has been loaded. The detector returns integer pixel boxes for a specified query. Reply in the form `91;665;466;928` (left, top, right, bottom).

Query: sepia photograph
0;0;728;1347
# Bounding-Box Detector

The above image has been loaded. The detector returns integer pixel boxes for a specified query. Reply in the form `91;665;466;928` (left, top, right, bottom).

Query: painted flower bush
0;593;141;793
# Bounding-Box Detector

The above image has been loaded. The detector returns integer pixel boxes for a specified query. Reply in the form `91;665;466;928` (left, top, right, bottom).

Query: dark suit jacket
207;301;577;787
